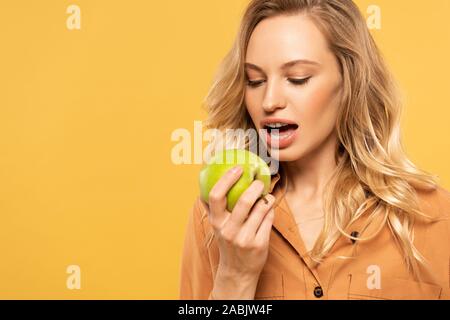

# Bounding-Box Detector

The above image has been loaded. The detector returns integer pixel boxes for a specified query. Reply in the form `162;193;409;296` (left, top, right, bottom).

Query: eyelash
246;77;312;88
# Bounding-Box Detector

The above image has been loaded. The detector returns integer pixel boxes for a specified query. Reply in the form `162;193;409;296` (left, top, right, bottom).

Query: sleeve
179;197;215;300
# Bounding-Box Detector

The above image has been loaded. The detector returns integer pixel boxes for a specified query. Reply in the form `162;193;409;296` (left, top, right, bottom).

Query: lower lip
266;127;298;149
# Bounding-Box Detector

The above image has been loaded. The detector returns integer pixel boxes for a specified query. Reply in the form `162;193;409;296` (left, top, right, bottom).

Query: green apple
199;149;271;212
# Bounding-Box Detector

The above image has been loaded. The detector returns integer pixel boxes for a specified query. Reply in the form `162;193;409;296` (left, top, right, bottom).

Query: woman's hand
203;165;276;299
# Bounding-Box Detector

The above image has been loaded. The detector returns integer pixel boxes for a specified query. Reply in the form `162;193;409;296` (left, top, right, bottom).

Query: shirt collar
269;171;282;194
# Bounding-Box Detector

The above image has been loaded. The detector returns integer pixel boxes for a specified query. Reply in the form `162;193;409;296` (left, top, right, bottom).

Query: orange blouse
180;172;450;300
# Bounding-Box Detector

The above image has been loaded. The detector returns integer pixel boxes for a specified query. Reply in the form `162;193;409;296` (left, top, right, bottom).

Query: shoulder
414;184;450;220
435;185;450;214
187;196;212;243
192;196;209;224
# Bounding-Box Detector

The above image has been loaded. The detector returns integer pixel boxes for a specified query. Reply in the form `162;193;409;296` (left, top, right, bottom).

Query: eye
288;77;312;86
246;77;312;88
246;80;265;88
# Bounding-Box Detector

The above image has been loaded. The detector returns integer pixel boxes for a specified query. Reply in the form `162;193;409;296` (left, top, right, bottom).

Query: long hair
202;0;439;278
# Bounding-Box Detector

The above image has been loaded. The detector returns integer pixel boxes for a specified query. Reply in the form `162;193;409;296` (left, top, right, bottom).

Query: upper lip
260;117;298;128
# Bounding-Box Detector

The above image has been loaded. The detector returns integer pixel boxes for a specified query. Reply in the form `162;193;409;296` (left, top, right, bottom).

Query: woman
180;0;450;300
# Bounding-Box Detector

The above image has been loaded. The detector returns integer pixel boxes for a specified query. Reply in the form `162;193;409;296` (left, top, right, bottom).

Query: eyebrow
244;59;321;72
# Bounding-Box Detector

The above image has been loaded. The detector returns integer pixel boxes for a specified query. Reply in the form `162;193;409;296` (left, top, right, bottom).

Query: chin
268;145;303;162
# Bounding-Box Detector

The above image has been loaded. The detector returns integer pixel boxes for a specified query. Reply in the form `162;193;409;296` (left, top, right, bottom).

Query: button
350;231;359;244
314;286;323;298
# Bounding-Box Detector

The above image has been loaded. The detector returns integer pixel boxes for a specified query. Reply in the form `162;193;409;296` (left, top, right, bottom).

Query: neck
282;132;339;202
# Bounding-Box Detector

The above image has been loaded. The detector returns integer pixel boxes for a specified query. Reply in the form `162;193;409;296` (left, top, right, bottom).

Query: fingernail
265;195;275;205
231;166;242;174
254;180;264;189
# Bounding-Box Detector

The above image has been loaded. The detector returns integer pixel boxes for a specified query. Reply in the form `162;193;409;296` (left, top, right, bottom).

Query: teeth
271;131;291;137
266;122;289;128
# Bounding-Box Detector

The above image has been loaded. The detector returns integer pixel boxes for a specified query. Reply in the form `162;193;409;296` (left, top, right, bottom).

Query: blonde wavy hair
202;0;440;278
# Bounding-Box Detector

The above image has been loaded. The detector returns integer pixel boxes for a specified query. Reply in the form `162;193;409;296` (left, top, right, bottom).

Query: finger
241;194;275;236
227;180;265;227
208;165;243;226
255;208;275;244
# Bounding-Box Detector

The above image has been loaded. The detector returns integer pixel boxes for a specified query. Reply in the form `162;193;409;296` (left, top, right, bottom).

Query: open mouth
262;121;299;148
264;123;299;135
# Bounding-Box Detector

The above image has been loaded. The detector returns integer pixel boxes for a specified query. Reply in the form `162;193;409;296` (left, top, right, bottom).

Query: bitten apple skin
199;149;272;212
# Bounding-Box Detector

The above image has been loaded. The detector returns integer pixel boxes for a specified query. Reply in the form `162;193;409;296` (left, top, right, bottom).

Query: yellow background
0;0;448;299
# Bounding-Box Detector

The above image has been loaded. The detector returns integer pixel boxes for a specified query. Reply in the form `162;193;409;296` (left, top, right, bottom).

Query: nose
261;79;286;113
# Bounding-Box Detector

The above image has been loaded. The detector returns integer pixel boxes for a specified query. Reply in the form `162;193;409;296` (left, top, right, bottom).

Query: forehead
245;14;330;68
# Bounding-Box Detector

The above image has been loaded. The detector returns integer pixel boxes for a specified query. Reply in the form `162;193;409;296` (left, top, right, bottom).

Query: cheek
245;91;261;122
297;81;341;132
